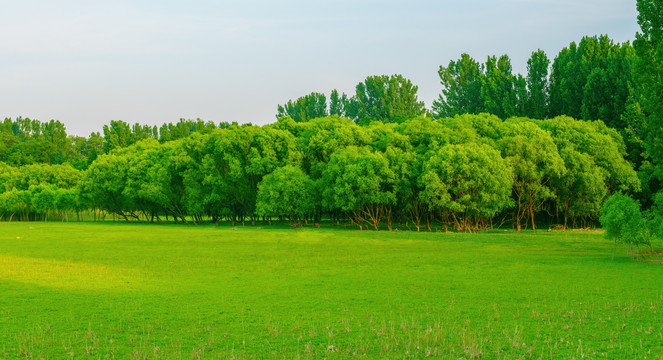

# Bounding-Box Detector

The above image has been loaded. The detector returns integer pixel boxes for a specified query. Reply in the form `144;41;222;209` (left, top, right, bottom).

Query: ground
0;222;661;359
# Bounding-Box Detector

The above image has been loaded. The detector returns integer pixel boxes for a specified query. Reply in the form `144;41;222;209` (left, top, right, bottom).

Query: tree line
0;114;639;231
598;0;663;257
1;0;660;232
0;117;238;169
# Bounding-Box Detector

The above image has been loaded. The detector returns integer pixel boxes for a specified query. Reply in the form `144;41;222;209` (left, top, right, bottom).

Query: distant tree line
1;0;661;232
0;115;639;231
0;117;238;169
599;0;663;257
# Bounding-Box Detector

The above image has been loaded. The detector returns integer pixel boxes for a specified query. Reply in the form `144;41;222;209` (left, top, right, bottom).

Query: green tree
432;54;485;118
600;193;651;259
329;89;348;117
102;120;133;153
29;184;57;221
256;165;315;226
419;143;513;232
525;50;550;119
634;0;663;173
481;55;521;119
78;153;134;221
549;35;634;130
54;188;78;221
581;43;635;129
158;118;217;143
346;74;425;124
540;116;640;227
0;188;28;222
498;119;566;231
120;140;188;223
321;146;396;230
276;92;328;122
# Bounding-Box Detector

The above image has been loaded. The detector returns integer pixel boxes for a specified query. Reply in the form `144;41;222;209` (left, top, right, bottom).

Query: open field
0;223;662;359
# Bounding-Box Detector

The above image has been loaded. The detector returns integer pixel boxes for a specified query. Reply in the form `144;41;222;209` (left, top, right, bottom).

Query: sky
0;0;640;136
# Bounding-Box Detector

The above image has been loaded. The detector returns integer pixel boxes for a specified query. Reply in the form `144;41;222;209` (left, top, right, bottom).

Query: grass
0;222;662;359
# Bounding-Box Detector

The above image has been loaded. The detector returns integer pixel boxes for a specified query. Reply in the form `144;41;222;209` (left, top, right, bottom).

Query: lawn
0;222;661;359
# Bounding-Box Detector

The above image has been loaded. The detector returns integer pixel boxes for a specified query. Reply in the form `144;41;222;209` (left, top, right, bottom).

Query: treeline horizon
0;34;644;169
1;0;662;232
0;114;639;231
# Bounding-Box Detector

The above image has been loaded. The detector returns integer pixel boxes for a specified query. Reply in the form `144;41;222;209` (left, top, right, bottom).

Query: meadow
0;222;662;359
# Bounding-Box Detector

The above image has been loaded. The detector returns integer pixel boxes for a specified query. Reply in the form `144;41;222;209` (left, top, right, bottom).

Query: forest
0;1;661;235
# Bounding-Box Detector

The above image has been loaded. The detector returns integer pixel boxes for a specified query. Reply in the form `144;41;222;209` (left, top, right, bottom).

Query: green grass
0;223;662;359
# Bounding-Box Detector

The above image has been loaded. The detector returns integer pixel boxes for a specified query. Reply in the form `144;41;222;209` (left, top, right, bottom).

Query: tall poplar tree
634;0;663;167
432;54;485;118
525;50;550;119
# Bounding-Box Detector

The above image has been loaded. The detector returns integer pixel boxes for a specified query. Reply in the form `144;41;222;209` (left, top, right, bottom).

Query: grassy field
0;223;662;359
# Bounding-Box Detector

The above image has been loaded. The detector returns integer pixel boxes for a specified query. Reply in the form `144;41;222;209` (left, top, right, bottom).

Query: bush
600;193;652;259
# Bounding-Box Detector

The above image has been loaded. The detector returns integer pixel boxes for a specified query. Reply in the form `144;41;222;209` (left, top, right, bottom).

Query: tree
634;0;663;173
294;116;371;179
276;92;328;122
120;139;188;223
29;185;57;221
600;193;652;259
329;89;348;117
367;121;418;230
321;146;396;230
0;162;17;194
481;55;522;119
498;119;566;231
419;143;513;232
540;116;640;227
256;165;315;226
0;188;28;222
549;35;634;130
54;188;77;221
552;146;606;229
78;152;134;221
345;74;425;124
159;118;217;143
432;54;485;118
581;43;635;129
525;50;550;119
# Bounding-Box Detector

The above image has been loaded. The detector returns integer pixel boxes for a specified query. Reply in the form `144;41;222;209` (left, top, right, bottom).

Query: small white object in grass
16;237;20;239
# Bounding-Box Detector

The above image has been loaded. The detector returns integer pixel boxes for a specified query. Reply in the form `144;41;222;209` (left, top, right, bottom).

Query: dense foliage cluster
0;117;235;169
1;1;661;235
0;114;639;231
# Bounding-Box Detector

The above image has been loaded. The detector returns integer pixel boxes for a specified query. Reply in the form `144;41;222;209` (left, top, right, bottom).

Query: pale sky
0;0;639;136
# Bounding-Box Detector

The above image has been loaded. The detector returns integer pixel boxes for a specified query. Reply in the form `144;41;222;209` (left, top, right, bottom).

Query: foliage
600;193;653;258
345;74;426;124
256;165;315;225
634;0;663;179
276;92;328;123
321;146;396;230
0;114;641;231
525;49;550;119
432;54;485;118
419;143;513;231
548;35;635;130
498;119;566;231
481;55;523;119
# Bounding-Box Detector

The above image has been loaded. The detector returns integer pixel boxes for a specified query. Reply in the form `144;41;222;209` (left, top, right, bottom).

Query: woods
0;114;639;231
1;0;661;233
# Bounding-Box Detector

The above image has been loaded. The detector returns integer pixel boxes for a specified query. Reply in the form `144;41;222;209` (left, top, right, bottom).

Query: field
0;223;662;359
